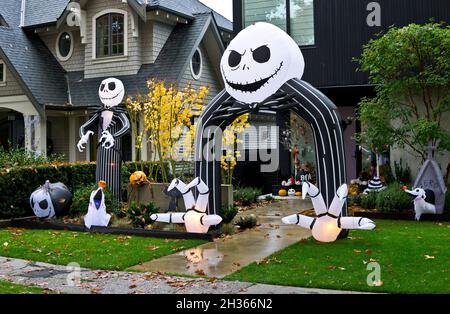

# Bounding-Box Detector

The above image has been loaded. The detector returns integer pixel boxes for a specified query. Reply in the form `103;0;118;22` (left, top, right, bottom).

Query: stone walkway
130;199;312;278
0;256;365;294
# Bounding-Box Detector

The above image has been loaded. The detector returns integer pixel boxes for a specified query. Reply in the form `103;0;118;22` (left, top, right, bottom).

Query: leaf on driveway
424;255;435;259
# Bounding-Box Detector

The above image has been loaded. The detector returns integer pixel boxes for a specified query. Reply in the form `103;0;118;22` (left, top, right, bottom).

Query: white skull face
221;22;305;104
99;78;125;108
30;187;55;219
288;188;296;196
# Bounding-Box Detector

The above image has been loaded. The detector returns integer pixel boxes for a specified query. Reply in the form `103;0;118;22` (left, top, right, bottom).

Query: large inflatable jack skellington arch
194;22;350;238
77;78;130;201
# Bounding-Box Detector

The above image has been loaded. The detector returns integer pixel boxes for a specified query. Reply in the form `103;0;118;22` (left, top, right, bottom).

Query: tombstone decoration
150;178;222;233
84;181;111;229
194;22;348;227
282;182;376;243
30;180;72;219
413;144;447;214
77;78;130;201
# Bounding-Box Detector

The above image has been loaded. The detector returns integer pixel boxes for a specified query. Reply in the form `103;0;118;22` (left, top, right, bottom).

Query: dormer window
95;13;125;58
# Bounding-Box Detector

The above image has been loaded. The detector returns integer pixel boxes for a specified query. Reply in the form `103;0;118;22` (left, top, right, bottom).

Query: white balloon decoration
150;177;222;233
282;182;376;243
84;182;111;229
220;22;305;104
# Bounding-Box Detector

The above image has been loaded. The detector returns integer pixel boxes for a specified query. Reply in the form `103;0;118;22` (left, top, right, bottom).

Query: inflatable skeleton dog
84;181;111;229
282;182;376;242
404;187;436;220
77;78;130;200
150;178;222;233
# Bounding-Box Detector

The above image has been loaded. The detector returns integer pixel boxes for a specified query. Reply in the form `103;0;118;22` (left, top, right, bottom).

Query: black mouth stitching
100;89;123;100
223;62;283;93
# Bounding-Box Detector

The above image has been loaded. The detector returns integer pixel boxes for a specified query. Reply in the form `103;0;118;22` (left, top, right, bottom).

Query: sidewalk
130;199;313;277
0;256;366;294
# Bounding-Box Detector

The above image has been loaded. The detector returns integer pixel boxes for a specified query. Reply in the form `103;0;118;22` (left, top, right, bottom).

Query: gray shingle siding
40;29;85;72
179;43;221;102
141;20;174;64
0;60;25;97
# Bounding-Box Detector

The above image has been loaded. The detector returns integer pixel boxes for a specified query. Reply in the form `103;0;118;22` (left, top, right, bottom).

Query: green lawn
0;280;46;294
225;220;450;293
0;228;205;270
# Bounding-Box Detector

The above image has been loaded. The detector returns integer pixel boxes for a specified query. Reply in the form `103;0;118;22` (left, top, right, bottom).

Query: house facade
232;0;450;191
0;0;232;162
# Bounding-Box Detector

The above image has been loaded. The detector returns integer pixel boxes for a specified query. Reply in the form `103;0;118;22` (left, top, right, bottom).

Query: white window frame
0;60;6;86
92;9;128;61
55;31;74;62
190;48;203;80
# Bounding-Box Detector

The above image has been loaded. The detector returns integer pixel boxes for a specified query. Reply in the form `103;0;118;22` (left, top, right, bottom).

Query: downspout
65;74;73;105
20;0;26;27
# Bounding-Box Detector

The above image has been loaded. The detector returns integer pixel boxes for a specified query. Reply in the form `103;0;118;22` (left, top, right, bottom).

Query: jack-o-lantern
129;171;148;185
295;191;302;197
278;189;287;197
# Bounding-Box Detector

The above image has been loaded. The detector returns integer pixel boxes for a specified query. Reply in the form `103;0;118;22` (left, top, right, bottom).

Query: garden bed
0;217;216;241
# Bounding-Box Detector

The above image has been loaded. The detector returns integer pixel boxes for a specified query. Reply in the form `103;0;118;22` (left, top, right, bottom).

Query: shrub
235;214;257;229
125;201;160;228
394;159;411;184
70;184;120;217
221;204;239;224
348;195;362;207
0;161;159;219
360;192;378;209
234;186;262;206
265;194;274;201
376;183;412;213
0;146;63;170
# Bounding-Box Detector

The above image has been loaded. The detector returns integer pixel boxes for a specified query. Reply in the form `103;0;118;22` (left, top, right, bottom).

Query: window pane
96;15;109;57
243;0;287;32
290;0;315;45
58;32;72;58
0;63;4;82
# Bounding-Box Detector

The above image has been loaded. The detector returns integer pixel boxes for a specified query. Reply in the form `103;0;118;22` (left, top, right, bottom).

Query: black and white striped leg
339;217;376;230
150;213;186;224
281;214;315;229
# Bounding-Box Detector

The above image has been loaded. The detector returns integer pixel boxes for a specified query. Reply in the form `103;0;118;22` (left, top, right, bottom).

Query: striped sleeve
112;112;130;139
79;113;99;138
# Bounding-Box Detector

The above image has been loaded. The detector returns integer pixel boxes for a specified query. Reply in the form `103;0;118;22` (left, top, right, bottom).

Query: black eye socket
108;82;116;91
39;199;48;209
252;45;271;63
100;84;105;92
228;50;242;68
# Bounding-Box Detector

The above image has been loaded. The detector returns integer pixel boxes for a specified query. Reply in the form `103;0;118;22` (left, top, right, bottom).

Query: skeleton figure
77;78;130;200
150;178;222;233
84;182;111;229
282;182;376;242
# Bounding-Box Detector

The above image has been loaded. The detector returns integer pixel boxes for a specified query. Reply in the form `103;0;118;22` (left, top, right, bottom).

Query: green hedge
0;161;165;219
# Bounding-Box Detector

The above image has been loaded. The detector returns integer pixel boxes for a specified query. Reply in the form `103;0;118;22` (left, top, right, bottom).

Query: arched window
95;13;125;58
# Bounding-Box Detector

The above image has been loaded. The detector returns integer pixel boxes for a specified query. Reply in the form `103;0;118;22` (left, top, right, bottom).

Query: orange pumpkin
278;189;287;197
129;171;148;185
295;191;302;197
98;180;107;189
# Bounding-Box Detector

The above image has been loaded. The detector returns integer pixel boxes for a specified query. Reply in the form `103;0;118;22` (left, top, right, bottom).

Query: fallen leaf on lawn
338;267;346;271
3;242;8;247
365;249;372;255
327;265;337;270
239;288;248;292
147;245;159;251
424;255;435;259
195;269;206;276
372;280;383;286
353;249;362;254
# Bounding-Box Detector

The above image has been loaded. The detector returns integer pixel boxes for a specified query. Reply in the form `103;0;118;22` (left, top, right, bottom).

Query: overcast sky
199;0;234;21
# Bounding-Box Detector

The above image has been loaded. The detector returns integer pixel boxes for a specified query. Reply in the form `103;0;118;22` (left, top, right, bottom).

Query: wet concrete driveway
130;199;312;278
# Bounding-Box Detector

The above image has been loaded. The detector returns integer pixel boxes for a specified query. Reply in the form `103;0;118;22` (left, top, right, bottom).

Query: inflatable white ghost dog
282;182;376;242
220;22;305;104
404;187;436;220
150;178;222;233
84;181;111;229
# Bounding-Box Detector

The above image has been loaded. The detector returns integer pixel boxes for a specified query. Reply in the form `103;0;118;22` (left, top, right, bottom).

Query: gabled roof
67;13;221;106
0;0;68;116
22;0;233;32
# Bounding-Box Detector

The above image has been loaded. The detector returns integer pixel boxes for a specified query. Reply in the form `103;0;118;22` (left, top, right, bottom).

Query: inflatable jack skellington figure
77;78;130;200
282;182;376;242
150;178;223;233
